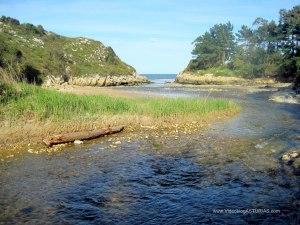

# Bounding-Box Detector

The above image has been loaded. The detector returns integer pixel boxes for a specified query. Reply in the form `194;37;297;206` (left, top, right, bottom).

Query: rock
175;71;277;86
74;140;83;145
293;158;300;169
65;73;149;87
281;150;300;164
269;90;300;104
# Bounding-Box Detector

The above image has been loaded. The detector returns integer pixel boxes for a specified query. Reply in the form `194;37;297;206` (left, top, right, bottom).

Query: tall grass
0;83;237;122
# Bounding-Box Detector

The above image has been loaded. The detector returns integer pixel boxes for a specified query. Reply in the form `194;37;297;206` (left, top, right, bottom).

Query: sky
0;0;298;74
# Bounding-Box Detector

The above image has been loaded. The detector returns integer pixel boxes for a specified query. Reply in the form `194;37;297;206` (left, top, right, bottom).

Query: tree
233;18;283;78
187;5;299;85
278;6;300;58
0;16;20;25
188;22;235;70
277;5;300;83
236;25;255;48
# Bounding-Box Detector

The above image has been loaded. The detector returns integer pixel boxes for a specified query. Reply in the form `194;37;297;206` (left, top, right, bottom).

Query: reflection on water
0;84;299;224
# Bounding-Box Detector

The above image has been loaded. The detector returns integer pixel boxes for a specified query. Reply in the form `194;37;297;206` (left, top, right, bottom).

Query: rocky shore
44;73;150;87
175;71;277;86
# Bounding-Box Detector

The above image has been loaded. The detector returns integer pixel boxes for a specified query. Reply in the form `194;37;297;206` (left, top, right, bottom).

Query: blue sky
0;0;298;73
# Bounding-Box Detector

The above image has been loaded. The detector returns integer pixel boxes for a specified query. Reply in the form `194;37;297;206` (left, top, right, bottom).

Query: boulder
281;150;300;165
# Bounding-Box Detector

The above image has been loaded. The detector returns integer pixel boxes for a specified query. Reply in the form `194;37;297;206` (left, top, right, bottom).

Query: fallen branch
43;126;125;147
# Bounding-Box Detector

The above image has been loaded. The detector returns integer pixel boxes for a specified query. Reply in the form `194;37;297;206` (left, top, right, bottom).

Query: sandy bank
53;84;144;97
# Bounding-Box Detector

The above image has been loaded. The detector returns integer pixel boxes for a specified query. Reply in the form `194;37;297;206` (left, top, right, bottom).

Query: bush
278;59;297;81
105;47;118;64
0;81;22;103
0;16;20;25
23;23;45;35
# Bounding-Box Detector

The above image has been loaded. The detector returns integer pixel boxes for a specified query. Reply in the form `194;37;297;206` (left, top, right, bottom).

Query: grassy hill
0;16;137;85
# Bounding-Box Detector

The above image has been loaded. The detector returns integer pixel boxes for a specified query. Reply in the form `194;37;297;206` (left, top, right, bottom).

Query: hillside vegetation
0;16;136;85
184;5;300;88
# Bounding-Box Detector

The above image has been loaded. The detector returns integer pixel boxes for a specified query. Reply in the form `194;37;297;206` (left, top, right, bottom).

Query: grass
1;83;237;121
0;82;239;152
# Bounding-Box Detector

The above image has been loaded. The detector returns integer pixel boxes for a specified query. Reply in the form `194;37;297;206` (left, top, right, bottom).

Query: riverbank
0;83;239;155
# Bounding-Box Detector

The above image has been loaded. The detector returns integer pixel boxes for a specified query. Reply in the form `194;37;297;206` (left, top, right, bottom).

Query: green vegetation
187;5;300;88
191;67;239;77
0;16;135;84
0;82;236;121
0;66;238;150
188;22;235;70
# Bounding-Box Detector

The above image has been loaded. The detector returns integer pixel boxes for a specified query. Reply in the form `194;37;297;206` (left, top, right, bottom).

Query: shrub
0;81;22;103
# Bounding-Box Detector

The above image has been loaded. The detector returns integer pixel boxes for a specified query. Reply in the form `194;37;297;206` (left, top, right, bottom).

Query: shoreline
0;110;237;159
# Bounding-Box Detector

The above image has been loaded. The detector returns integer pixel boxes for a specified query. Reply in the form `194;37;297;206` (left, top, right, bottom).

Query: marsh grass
1;83;237;121
0;83;239;151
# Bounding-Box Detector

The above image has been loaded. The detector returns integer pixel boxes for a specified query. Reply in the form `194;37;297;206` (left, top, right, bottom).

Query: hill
0;16;149;86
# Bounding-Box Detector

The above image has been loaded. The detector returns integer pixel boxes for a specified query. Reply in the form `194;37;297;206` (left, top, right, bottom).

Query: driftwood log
43;126;124;147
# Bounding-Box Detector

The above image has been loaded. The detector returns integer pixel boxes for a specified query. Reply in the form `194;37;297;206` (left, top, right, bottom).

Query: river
0;74;299;224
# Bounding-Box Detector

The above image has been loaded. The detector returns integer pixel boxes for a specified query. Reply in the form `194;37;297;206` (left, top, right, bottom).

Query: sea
143;74;176;84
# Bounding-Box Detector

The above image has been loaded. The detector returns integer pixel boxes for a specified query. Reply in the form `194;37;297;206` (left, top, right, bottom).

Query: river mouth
1;83;299;224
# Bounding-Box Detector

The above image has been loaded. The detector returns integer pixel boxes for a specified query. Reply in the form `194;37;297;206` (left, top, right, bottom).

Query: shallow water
1;79;300;224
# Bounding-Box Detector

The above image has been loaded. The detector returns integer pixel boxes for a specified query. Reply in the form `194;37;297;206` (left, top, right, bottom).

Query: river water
0;75;299;224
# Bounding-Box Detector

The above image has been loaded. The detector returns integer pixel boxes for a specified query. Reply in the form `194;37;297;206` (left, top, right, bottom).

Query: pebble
74;140;83;145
